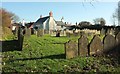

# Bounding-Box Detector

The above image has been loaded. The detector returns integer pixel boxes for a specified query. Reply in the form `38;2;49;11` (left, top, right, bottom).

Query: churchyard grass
2;35;120;72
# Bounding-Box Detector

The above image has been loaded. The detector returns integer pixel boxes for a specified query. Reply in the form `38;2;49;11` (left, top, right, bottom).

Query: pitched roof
55;21;65;26
34;16;50;25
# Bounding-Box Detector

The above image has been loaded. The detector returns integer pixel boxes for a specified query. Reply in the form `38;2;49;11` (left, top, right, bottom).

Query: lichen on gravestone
65;40;78;59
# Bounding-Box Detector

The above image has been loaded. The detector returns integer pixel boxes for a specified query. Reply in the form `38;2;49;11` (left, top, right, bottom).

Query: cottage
33;11;57;34
33;11;66;35
55;21;66;30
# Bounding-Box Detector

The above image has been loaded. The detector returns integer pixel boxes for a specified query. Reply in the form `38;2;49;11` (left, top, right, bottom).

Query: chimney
40;15;42;18
22;19;25;26
61;17;64;22
49;11;53;17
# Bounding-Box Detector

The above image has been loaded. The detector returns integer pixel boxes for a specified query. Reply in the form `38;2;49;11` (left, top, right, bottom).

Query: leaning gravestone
18;27;24;51
37;29;44;37
100;28;106;35
89;35;103;56
65;40;78;59
103;34;116;53
78;35;88;56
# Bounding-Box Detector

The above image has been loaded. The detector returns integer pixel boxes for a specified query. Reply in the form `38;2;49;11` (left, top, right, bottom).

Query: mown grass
2;35;120;73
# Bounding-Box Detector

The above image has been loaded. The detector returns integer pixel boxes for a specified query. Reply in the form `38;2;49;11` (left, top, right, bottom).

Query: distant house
55;21;66;30
25;22;34;29
33;11;57;34
33;11;66;34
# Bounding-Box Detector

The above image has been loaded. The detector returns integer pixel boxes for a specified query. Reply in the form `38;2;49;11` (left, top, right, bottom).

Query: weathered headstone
15;27;18;37
34;30;37;35
116;32;120;51
116;32;120;44
65;40;78;59
44;30;49;34
56;30;61;37
37;29;44;37
66;32;70;37
110;28;115;35
80;31;86;37
73;32;79;36
61;30;66;36
78;35;88;56
31;28;34;35
18;27;24;51
25;28;31;37
100;28;106;35
89;35;103;56
103;34;116;53
49;30;53;35
88;33;93;36
63;31;66;36
106;29;110;35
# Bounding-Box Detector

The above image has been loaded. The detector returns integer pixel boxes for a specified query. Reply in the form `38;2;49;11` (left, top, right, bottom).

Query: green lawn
2;35;120;73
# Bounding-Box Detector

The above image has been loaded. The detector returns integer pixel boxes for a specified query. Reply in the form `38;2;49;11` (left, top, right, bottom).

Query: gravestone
106;29;110;35
34;30;37;35
110;28;115;35
25;28;31;37
65;40;78;59
116;32;120;44
31;28;34;35
78;35;88;56
88;33;93;36
37;29;44;37
44;30;49;34
114;28;119;35
100;28;106;35
66;32;70;37
56;30;61;37
49;30;53;35
74;32;79;36
80;31;86;37
15;27;18;37
116;32;120;51
18;27;24;51
89;35;103;56
103;34;116;53
61;30;66;36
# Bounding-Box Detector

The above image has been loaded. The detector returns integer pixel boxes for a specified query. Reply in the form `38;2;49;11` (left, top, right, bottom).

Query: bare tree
93;17;106;26
0;8;19;36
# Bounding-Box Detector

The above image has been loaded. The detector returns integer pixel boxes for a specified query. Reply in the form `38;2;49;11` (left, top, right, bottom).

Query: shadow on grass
9;54;65;62
1;40;22;52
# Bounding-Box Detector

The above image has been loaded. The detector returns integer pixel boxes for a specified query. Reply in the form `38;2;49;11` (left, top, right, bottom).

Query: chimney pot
49;11;53;17
40;15;42;18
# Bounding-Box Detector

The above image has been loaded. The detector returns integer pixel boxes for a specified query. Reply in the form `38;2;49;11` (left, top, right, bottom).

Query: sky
1;1;119;26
